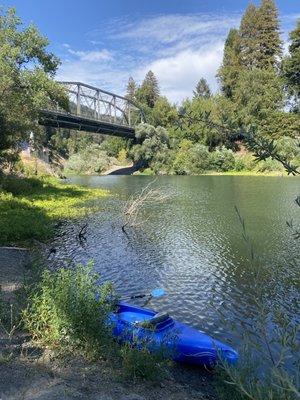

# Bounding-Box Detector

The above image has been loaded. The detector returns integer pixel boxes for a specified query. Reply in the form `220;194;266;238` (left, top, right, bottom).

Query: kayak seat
135;312;170;328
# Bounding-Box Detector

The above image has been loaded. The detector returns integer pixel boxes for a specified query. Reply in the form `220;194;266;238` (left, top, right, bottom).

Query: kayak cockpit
116;302;174;332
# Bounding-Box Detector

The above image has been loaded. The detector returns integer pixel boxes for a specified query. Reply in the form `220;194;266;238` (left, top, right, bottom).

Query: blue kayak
109;301;238;367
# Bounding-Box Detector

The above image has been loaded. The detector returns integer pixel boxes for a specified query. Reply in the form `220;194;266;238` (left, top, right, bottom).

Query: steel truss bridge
39;82;144;139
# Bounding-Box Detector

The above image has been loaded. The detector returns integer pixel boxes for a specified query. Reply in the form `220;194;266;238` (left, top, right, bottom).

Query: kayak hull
109;302;238;367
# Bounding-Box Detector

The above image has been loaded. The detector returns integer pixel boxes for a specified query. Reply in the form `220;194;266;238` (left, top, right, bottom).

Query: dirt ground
0;247;218;400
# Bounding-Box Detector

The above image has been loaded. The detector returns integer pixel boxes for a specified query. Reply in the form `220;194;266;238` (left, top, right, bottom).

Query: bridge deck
40;109;136;139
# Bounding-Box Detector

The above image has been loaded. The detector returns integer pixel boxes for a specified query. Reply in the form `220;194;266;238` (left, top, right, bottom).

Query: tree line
115;0;299;175
0;1;299;176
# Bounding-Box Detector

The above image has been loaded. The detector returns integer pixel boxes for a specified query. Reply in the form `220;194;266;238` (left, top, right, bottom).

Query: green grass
0;175;108;245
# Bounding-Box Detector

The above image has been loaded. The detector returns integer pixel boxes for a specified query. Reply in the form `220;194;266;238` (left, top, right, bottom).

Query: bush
234;156;246;172
100;137;127;158
120;341;170;381
117;148;128;163
131;124;170;168
23;263;117;358
210;146;236;171
256;157;283;172
172;140;212;175
190;144;212;173
64;144;116;175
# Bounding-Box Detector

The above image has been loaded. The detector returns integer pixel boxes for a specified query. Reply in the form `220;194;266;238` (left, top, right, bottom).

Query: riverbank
0;175;108;246
134;168;287;177
0;248;217;400
0;174;218;400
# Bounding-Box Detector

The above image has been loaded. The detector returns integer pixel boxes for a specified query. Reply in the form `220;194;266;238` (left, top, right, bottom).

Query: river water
54;175;300;351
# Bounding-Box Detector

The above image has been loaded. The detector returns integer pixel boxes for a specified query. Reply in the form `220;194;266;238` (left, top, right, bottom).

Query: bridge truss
39;82;144;139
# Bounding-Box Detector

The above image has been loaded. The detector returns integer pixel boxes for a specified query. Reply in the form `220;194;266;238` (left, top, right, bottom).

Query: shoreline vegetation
0;173;218;400
0;1;299;399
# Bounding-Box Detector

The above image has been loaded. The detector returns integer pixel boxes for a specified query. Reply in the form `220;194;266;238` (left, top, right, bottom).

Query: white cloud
67;48;113;62
138;44;224;103
109;13;240;45
57;12;298;103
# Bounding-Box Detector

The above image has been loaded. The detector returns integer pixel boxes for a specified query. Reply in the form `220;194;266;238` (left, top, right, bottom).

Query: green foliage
239;0;282;70
131;124;170;169
120;340;171;381
232;68;284;125
125;76;137;102
23;263;116;357
136;70;160;108
210;146;236;171
0;175;107;245
117;148;128;164
64;144;116;175
218;28;242;98
0;8;67;165
151;96;178;128
193;78;211;99
256;0;282;69
100;137;128;158
283;19;300;112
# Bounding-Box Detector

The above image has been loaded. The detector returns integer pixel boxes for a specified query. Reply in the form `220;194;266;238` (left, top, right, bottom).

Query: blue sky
3;0;300;103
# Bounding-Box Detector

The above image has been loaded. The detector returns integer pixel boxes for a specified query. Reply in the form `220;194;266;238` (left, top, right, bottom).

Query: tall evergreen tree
257;0;282;69
193;78;211;99
125;77;137;102
217;28;242;98
239;3;260;69
283;19;300;111
137;70;160;108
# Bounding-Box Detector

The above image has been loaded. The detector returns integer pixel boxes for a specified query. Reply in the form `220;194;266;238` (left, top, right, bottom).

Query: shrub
100;137;127;158
210;146;236;171
117;148;128;164
190;144;211;173
173;142;213;175
120;341;171;381
234;156;246;172
23;263;117;358
256;157;283;172
131;124;170;168
64;144;116;175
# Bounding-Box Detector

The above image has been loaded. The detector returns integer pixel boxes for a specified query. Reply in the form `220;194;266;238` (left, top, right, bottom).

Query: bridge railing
54;82;144;127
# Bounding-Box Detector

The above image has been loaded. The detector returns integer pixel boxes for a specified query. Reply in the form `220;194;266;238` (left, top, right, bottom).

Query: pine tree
217;28;242;98
193;78;211;99
240;3;260;69
257;0;282;69
125;77;137;102
137;70;160;108
283;19;300;111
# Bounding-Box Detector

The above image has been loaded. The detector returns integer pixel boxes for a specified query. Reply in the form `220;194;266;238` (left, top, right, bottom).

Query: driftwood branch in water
121;179;168;233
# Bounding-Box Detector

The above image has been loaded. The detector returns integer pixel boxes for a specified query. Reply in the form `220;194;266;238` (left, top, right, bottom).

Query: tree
239;0;282;70
136;71;160;108
233;68;284;126
193;78;211;99
239;3;260;69
125;77;137;102
151;96;178;128
217;28;242;98
257;0;282;69
283;19;300;112
131;123;169;170
0;8;67;166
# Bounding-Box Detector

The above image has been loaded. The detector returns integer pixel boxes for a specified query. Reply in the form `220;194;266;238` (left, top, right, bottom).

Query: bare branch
121;179;168;233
